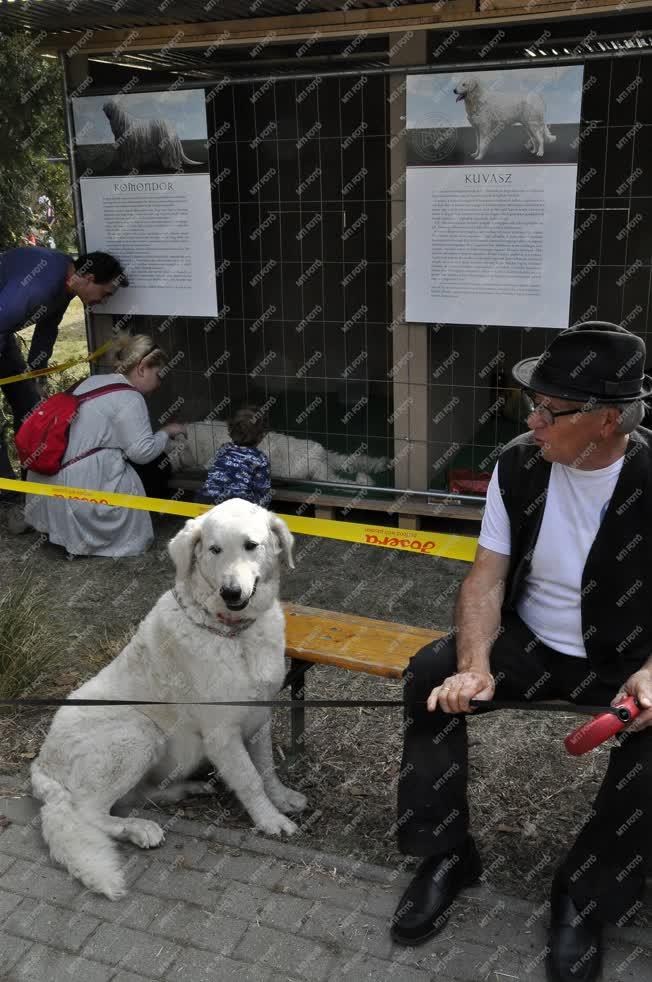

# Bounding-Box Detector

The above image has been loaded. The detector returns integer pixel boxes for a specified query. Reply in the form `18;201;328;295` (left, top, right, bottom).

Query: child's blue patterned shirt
201;442;272;507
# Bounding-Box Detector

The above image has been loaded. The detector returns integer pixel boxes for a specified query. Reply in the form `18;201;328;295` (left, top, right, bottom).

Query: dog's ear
269;513;295;569
168;517;203;581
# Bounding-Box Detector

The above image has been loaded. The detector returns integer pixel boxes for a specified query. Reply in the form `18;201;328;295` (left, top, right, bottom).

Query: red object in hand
564;696;640;756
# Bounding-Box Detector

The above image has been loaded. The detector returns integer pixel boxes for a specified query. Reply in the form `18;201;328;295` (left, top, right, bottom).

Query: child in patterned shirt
196;406;272;508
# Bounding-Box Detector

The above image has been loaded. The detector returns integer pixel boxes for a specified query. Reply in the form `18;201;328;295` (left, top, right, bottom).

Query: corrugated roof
84;39;392;79
0;0;432;33
4;0;651;78
0;0;439;72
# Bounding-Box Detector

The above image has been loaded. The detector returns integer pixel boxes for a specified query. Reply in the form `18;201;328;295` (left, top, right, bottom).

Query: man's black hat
512;321;652;404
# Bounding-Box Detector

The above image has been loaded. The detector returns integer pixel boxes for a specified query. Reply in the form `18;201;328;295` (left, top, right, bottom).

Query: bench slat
283;602;444;678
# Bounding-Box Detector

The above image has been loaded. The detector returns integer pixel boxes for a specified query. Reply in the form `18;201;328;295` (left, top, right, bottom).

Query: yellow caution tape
0;340;114;386
0;475;208;518
285;514;477;562
0;475;478;562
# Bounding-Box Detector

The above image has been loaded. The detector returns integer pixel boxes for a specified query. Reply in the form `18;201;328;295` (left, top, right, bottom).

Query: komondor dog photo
453;75;556;160
172;421;390;486
31;500;306;899
103;99;204;171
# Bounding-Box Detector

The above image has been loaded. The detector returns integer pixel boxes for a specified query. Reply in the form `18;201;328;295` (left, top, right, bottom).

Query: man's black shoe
546;873;603;982
390;838;482;945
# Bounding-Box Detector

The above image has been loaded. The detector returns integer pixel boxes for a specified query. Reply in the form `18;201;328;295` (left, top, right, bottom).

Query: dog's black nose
220;586;242;603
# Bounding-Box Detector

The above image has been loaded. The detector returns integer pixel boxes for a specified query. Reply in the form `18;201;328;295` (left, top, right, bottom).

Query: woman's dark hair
228;406;269;447
74;251;129;286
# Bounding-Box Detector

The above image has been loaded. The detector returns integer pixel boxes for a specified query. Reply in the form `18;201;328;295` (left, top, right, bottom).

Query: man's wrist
457;658;493;677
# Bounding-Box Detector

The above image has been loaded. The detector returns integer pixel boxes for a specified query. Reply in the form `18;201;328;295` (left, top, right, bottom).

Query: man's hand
427;670;496;714
612;668;652;732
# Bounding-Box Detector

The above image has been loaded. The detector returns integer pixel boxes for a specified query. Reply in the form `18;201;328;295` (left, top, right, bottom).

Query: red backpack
15;382;133;475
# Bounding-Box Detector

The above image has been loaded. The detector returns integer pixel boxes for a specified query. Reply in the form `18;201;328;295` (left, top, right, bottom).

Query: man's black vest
497;427;652;686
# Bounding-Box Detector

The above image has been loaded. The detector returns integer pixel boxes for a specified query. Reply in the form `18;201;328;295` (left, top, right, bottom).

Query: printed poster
405;66;584;328
73;90;218;317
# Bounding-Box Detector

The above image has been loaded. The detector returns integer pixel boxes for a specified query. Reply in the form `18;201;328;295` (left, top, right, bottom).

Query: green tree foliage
0;31;75;252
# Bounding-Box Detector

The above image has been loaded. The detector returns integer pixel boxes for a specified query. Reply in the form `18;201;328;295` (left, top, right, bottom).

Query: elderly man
0;247;127;492
391;322;652;982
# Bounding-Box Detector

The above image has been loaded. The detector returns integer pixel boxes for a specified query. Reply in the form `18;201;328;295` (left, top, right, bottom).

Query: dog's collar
172;589;256;638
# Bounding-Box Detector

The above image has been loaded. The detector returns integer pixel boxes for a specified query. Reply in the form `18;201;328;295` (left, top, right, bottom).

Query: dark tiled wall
130;75;394;469
428;55;652;489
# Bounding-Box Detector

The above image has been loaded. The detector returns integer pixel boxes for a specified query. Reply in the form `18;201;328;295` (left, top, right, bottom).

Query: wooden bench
280;605;582;760
282;603;446;758
168;470;485;525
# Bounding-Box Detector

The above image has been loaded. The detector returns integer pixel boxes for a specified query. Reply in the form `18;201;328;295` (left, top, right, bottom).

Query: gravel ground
1;501;645;919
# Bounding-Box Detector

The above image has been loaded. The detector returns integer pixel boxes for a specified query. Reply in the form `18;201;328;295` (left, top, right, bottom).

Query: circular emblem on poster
412;113;457;162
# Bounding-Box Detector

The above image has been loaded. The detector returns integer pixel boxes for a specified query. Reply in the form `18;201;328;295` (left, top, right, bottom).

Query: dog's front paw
276;789;308;814
123;818;165;849
256;811;298;836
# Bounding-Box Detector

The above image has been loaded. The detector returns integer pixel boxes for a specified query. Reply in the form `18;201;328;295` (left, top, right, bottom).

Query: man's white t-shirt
479;454;625;658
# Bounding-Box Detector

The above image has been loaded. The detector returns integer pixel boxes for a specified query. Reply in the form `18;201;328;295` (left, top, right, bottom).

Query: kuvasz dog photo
32;500;306;899
172;420;390;486
453;76;556;161
405;67;582;169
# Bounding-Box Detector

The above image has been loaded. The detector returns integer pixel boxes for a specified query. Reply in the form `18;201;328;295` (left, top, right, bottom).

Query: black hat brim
512;356;652;403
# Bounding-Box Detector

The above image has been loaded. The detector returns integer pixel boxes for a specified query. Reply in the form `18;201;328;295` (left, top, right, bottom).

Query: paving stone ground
1;774;652;982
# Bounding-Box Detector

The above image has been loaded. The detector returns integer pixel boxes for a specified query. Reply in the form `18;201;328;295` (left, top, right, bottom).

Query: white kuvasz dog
31;500;307;899
453;76;556;161
171;420;390;486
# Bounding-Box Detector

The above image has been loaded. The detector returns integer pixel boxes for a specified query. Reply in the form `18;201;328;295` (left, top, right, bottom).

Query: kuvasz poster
73;90;218;317
405;66;584;329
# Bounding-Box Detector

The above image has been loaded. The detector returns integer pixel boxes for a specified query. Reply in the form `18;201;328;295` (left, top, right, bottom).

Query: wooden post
389;31;429;498
315;505;337;522
64;54;115;367
398;514;420;530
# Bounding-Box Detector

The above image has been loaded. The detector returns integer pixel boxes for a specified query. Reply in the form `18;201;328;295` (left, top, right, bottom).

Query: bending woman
24;334;185;557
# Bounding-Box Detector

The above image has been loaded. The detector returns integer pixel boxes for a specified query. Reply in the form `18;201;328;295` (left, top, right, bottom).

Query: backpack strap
75;383;135;403
60;446;122;470
58;383;134;471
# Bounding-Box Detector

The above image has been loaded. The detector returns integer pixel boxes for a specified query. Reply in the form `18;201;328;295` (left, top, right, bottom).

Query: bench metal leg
283;658;312;763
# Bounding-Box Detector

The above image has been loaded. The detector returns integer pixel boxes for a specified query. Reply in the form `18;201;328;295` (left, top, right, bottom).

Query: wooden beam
39;0;652;54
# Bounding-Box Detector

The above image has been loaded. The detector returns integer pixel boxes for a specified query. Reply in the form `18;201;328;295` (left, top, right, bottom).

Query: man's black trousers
397;611;652;925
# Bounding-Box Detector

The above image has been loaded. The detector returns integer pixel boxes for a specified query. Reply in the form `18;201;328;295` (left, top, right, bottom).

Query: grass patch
0;572;66;701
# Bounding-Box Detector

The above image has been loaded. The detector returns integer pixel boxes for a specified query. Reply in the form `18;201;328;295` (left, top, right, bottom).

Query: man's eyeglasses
522;394;592;426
